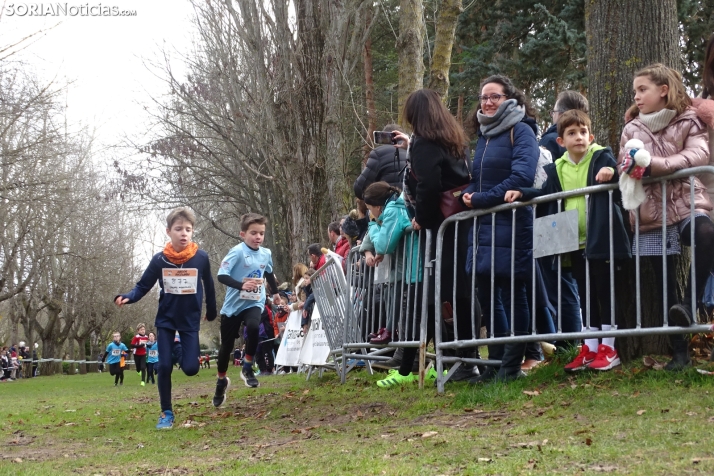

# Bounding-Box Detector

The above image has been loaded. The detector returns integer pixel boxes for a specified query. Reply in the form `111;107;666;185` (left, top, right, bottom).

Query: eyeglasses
478;94;508;104
549;110;564;118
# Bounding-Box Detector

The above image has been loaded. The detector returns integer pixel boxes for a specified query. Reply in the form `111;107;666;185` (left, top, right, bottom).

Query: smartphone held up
373;130;396;145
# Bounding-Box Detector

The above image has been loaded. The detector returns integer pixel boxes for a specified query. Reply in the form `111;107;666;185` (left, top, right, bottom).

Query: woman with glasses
461;75;540;383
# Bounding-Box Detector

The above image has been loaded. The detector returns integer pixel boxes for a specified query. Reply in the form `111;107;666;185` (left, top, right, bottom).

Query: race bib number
148;350;158;358
162;268;198;294
111;349;120;356
239;277;263;301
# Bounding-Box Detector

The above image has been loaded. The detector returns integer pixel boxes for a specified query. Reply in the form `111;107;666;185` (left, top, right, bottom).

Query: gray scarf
478;99;525;138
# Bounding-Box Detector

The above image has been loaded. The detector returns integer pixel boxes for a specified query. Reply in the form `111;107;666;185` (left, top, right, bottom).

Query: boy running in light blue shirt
103;332;128;386
146;332;158;385
213;213;279;406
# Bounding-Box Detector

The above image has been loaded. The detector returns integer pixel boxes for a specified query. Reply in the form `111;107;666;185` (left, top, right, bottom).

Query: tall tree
397;0;425;124
586;0;680;154
427;0;462;98
586;0;682;360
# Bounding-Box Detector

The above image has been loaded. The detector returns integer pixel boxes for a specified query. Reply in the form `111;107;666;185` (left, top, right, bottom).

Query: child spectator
131;323;150;386
506;109;632;371
146;332;158;384
114;207;217;429
103;332;129;386
213;213;279;406
619;64;714;370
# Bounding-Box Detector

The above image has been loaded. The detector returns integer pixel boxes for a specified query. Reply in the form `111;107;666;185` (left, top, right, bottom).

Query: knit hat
341;216;360;239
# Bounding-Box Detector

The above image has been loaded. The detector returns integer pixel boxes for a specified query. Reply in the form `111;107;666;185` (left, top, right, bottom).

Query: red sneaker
564;345;597;372
588;344;620;371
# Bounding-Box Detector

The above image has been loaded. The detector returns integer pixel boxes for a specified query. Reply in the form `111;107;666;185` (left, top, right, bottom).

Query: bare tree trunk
586;0;681;360
586;0;679;155
363;9;377;167
77;337;87;374
427;0;462;99
397;0;425;125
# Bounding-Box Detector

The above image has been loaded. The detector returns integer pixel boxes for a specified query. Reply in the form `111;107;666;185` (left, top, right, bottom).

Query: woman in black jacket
375;89;476;388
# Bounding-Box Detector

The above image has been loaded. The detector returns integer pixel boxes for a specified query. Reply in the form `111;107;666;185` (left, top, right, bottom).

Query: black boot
448;349;480;382
664;334;691;371
669;304;693;327
496;342;528;382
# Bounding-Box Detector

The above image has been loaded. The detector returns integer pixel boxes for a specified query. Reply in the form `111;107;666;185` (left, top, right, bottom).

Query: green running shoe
376;369;415;388
425;367;447;381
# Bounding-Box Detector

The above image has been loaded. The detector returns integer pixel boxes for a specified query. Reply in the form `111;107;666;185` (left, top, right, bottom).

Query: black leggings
217;307;261;374
146;362;156;383
134;354;146;382
650;216;714;316
109;363;124;384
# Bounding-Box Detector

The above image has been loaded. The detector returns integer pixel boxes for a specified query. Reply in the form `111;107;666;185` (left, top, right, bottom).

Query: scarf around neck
638;108;677;134
163;241;198;264
478;99;526;138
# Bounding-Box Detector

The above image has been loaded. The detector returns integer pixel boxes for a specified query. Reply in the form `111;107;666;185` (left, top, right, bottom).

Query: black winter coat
519;147;631;261
405;137;471;230
353;145;407;200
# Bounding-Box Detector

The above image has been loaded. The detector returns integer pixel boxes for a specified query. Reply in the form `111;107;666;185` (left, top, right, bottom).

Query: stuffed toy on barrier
619;138;651;210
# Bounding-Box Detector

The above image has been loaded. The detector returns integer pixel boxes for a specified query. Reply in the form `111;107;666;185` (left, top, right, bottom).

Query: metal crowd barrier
310;255;353;377
434;166;714;393
341;228;432;388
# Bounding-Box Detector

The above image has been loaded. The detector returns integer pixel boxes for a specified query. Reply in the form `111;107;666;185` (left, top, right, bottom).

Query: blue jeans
157;327;200;412
539;259;581;343
478;276;531;373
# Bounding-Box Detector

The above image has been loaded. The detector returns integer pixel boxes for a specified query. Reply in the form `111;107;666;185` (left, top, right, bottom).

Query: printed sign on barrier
274;310;304;367
298;307;330;365
533;209;580;258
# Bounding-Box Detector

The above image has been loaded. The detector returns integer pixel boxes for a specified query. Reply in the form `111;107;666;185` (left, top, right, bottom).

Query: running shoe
376;369;415;388
241;367;259;388
588;344;620;371
212;377;230;407
564;345;597;372
156;410;174;430
140;381;145;387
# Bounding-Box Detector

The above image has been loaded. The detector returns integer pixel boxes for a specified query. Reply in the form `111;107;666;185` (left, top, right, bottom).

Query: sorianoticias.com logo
4;3;138;16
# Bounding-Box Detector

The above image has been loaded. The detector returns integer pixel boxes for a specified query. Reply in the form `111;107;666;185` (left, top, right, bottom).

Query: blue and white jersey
105;342;128;364
146;342;159;363
218;242;273;317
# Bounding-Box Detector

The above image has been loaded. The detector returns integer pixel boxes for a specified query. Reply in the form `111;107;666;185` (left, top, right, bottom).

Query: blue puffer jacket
463;117;539;279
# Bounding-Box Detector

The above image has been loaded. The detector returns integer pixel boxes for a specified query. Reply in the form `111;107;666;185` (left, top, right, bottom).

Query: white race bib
239;277;263;301
148;350;158;358
162;268;198;294
111;349;120;356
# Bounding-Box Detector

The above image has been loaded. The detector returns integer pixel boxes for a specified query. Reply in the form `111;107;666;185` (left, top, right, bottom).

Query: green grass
2;357;714;475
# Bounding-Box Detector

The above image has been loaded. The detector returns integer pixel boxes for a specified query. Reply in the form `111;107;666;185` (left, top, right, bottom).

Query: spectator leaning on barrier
361;181;422;346
507;109;632;372
619;63;714;371
376;88;474;387
461;74;540;384
307;243;325;270
537;91;589;351
353;123;408;200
